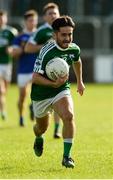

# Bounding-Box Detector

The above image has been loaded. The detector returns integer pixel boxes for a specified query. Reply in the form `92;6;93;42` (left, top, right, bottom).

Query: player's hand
52;74;68;88
77;81;85;96
6;46;14;56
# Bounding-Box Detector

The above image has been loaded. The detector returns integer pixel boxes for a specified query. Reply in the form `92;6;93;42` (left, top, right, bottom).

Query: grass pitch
0;83;113;179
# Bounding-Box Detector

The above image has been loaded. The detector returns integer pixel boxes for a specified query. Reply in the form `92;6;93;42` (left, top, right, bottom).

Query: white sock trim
64;138;73;143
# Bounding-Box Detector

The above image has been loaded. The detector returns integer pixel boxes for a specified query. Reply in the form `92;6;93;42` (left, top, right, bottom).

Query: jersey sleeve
33;44;49;75
9;27;18;45
28;28;52;45
12;36;21;48
74;45;80;62
11;27;18;37
33;56;44;75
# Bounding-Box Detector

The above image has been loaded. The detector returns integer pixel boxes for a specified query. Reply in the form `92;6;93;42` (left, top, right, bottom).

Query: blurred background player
10;10;38;126
25;3;61;138
0;10;18;120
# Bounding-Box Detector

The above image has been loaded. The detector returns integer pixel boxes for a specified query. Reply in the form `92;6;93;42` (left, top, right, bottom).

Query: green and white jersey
31;40;80;101
0;25;18;64
29;22;53;46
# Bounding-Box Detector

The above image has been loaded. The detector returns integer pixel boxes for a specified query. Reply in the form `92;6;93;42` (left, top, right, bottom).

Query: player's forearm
24;42;42;53
32;73;67;88
13;48;23;56
32;72;55;87
72;59;83;83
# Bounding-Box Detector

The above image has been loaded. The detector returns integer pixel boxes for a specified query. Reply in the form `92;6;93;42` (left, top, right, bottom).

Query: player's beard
62;41;70;48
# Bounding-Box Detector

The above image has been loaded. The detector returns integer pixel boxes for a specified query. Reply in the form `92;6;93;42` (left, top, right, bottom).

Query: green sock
54;122;60;134
63;140;73;157
35;136;43;143
36;136;43;140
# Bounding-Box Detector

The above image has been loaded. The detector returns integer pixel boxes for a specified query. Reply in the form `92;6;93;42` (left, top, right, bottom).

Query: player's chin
62;43;70;49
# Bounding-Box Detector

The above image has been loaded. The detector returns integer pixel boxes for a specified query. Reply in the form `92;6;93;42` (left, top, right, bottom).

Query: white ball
45;57;69;81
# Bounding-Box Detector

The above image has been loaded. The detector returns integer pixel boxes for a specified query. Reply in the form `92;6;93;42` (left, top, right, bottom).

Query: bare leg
33;115;49;156
53;111;61;138
33;115;49;136
18;86;28;126
53;96;75;168
0;78;9;119
53;96;75;139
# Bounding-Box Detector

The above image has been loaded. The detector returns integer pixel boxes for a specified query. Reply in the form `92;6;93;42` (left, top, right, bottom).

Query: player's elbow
32;72;39;84
32;73;36;83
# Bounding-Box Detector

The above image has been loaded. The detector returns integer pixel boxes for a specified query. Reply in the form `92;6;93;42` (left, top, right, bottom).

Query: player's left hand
77;81;85;96
6;46;14;56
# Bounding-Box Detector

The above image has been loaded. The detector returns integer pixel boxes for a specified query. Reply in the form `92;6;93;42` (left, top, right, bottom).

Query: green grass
0;83;113;179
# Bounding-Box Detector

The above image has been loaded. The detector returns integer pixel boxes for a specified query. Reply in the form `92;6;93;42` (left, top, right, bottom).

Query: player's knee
20;92;26;102
0;86;6;95
62;111;73;122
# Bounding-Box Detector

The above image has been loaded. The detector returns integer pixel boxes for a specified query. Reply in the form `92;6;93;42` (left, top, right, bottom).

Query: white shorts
17;73;33;87
0;64;12;82
32;90;71;118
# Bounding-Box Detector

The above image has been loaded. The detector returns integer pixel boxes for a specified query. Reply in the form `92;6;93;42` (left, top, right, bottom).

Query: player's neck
24;27;37;33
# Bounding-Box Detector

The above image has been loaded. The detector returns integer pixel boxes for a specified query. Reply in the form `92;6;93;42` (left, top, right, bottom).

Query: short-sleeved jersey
29;23;53;46
31;40;80;101
0;25;18;64
13;31;37;74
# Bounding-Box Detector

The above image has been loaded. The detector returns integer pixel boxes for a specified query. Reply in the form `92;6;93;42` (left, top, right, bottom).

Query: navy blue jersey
13;32;37;74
